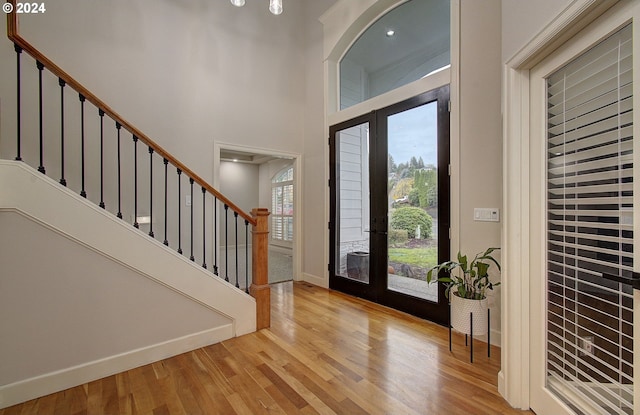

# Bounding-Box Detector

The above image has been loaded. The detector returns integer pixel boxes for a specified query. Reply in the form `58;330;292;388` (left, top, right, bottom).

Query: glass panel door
386;101;440;302
329;87;450;324
329;115;374;299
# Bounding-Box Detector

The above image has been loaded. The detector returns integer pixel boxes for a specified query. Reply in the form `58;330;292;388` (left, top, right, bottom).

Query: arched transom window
339;0;450;110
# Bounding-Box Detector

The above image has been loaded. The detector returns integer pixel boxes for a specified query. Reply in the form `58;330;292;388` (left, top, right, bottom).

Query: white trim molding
0;326;232;410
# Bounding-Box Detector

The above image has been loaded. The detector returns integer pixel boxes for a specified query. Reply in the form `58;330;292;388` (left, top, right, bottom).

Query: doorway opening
216;146;299;286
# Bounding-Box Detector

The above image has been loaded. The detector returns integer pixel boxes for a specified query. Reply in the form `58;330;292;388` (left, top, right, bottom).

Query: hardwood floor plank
257;364;308;409
1;282;533;415
318;353;363;382
225;392;258;415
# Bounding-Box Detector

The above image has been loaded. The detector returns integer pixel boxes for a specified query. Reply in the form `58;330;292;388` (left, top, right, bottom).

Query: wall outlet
580;336;595;356
186;195;191;207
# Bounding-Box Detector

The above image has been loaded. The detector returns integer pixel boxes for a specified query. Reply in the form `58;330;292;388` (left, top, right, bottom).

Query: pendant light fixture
230;0;283;15
269;0;283;15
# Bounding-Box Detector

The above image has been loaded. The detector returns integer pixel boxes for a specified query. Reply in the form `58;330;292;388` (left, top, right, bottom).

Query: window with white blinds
546;24;633;414
272;167;294;242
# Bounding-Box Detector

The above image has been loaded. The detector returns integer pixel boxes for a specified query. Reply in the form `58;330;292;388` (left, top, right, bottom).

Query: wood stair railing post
250;208;270;329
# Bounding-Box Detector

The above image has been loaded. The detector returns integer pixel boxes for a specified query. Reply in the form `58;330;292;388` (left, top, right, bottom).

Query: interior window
271;167;294;242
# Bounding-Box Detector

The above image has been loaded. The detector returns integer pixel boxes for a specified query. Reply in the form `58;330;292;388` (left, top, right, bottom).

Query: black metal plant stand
449;302;491;363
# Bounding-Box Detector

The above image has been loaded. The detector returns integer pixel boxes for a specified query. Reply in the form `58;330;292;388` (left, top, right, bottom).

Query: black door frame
329;86;450;325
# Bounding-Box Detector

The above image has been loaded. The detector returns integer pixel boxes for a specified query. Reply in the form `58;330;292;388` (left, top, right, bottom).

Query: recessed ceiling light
233;159;239;162
386;29;395;37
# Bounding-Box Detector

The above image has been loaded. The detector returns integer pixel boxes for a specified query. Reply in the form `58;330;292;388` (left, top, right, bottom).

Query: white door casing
528;3;638;413
501;0;640;410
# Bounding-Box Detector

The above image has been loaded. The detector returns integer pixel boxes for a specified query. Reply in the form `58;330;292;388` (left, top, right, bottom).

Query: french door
529;3;638;414
329;86;450;324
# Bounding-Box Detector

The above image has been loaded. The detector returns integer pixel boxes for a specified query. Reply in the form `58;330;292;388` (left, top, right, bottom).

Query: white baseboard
0;325;232;410
302;272;328;288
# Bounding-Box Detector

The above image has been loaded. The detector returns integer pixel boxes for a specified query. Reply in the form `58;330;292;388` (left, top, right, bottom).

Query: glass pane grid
271;167;294;242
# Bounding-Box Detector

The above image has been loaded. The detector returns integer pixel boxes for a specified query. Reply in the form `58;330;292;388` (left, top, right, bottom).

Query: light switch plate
474;208;500;222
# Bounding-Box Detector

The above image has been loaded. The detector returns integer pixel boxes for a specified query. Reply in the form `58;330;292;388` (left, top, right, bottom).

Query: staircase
0;3;269;409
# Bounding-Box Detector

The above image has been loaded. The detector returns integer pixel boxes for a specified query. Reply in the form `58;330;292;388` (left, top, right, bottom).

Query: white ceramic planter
450;292;488;335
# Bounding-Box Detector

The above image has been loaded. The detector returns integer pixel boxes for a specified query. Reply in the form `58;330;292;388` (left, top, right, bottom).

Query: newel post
251;208;270;329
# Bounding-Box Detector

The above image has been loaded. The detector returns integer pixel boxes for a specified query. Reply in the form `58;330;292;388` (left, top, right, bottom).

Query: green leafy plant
426;247;501;300
388;229;409;246
390;206;432;239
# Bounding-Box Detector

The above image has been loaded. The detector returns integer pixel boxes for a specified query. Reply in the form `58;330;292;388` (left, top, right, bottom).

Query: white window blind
546;24;633;414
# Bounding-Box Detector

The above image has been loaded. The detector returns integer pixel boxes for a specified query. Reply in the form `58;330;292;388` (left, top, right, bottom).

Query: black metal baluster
177;169;183;254
148;147;154;237
163;159;169;246
488;308;491;358
116;122;123;219
59;79;66;186
189;178;194;262
245;220;249;293
36;61;45;174
79;94;86;197
470;312;474;363
133;135;139;228
224;204;229;282
98;109;105;208
15;44;22;161
214;199;218;275
202;187;207;269
235;211;239;288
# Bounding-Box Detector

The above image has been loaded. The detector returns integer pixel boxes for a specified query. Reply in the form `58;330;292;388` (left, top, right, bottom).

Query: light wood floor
1;282;535;415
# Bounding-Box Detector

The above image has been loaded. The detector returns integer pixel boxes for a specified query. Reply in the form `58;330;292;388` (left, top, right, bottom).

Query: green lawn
388;246;438;268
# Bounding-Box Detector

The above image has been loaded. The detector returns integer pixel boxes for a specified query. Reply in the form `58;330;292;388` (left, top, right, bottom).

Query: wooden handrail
5;2;256;226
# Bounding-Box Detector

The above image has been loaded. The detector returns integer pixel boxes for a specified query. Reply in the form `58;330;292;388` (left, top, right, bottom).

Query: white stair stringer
0;160;256;409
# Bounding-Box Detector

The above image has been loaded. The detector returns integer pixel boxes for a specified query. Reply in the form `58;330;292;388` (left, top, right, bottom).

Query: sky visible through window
388;101;437;168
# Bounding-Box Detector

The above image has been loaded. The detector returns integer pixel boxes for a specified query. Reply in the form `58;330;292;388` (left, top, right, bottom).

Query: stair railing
5;1;270;329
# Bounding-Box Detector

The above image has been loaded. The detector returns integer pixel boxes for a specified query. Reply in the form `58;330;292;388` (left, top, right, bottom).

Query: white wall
0;0;337;286
302;0;338;284
0;211;229;386
219;161;259;247
1;0;308;177
0;161;255;408
502;0;574;62
458;0;503;338
220;161;259;216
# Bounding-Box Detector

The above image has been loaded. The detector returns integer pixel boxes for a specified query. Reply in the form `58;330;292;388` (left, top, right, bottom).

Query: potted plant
426;247;501;335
